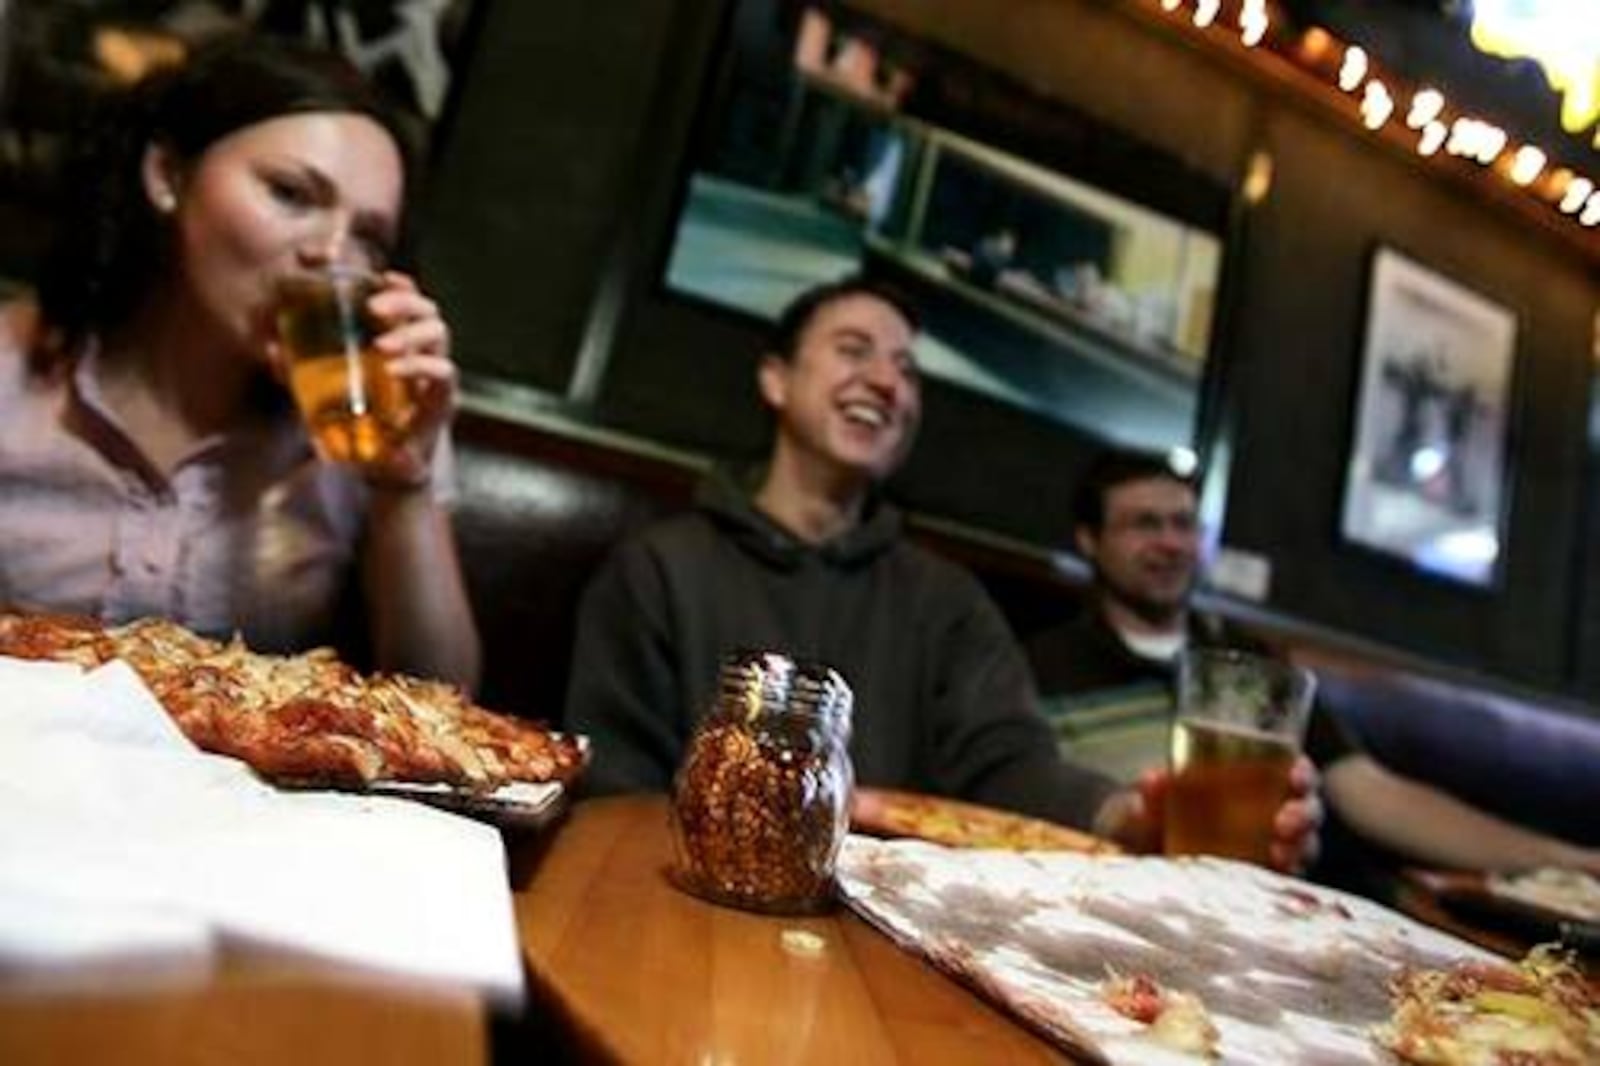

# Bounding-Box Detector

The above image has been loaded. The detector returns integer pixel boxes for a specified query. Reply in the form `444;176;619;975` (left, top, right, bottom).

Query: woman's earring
154;189;178;213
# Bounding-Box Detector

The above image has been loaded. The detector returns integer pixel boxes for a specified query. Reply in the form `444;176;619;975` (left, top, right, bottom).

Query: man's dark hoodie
565;472;1118;828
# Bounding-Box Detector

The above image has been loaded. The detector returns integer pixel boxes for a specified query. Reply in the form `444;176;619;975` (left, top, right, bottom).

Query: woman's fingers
374;317;449;359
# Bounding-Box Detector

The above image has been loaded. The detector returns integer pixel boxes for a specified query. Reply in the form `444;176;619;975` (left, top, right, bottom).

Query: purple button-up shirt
0;309;452;653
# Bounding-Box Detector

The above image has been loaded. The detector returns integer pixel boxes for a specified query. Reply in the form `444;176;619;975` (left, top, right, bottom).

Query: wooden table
22;797;1591;1066
1;796;1063;1066
509;795;1068;1065
0;954;486;1066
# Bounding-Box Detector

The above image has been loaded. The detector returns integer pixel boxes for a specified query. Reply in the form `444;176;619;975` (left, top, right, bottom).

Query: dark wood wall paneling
421;0;1600;699
421;2;686;391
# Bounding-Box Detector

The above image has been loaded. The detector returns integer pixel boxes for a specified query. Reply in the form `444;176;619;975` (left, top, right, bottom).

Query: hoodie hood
695;465;902;571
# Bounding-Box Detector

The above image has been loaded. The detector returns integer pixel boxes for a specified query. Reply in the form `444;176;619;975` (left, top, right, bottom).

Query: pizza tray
273;776;571;831
364;779;570;831
275;734;588;833
1405;867;1600;956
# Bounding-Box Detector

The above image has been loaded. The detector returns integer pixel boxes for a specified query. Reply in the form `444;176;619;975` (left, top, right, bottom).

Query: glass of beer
275;266;413;466
1164;648;1315;865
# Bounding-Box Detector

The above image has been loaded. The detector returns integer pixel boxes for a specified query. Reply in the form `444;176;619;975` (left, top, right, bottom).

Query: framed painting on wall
1339;247;1518;588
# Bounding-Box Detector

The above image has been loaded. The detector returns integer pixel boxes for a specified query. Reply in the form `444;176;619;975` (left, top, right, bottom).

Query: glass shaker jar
670;650;854;915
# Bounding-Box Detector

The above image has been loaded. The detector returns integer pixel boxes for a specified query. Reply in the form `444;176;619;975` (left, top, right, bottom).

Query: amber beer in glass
276;268;412;465
1164;649;1315;865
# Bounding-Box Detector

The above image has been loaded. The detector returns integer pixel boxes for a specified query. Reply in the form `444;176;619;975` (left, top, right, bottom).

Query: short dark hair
767;275;921;361
1072;448;1200;532
37;34;417;350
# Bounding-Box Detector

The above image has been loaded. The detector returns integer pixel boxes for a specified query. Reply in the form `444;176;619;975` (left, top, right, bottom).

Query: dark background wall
423;2;686;393
1227;106;1593;681
420;0;1600;699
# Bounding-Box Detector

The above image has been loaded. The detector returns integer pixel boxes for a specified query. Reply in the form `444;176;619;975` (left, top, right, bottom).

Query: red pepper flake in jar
670;651;853;915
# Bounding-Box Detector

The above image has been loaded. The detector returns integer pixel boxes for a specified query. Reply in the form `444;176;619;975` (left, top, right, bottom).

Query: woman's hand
363;270;457;489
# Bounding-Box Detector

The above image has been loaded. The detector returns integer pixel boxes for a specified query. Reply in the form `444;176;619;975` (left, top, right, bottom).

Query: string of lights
1139;0;1600;233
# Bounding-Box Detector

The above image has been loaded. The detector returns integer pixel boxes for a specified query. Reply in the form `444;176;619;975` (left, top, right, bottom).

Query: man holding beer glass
567;277;1319;868
1027;449;1600;881
0;37;479;689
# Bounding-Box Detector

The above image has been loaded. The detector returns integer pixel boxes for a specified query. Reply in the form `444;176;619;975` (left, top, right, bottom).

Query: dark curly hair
35;33;419;356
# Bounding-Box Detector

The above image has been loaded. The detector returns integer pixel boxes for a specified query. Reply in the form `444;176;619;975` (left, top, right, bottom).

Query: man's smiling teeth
842;403;888;428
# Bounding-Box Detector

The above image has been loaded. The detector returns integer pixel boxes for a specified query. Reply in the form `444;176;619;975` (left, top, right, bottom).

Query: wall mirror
661;1;1238;454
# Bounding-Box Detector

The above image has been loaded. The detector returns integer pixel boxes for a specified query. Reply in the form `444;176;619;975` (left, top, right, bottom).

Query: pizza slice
852;787;1116;852
0;611;585;793
1488;868;1600;923
1376;945;1600;1066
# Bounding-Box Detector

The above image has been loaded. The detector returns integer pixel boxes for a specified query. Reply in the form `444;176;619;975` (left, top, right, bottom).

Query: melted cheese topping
1378;948;1600;1066
1149;989;1221;1058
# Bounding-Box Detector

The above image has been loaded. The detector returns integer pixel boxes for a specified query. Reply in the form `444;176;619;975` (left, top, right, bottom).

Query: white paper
0;882;212;968
0;657;190;751
0;656;524;999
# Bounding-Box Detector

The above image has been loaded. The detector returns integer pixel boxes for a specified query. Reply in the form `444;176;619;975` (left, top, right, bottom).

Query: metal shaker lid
716;650;852;733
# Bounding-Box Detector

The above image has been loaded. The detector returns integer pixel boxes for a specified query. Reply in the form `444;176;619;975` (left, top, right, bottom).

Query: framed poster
1339;247;1518;587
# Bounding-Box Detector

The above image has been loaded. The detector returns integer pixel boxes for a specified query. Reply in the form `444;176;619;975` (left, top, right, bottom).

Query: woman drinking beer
0;36;480;689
